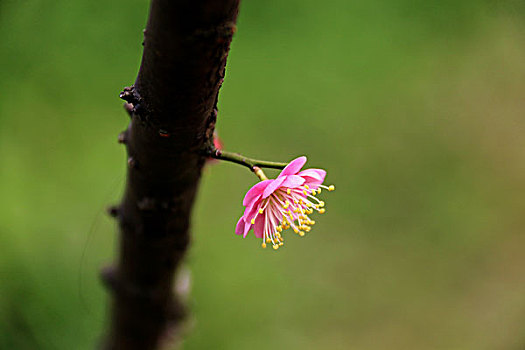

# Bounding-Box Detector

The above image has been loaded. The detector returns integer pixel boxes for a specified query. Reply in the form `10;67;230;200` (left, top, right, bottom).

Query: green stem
210;149;288;172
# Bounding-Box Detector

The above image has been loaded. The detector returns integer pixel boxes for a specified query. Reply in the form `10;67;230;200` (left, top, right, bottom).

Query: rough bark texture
101;1;240;349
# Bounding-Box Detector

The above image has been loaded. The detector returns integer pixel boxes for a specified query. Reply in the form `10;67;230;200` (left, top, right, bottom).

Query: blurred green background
1;0;525;349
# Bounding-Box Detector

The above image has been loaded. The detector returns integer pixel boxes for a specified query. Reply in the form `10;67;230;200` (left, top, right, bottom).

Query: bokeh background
1;0;525;349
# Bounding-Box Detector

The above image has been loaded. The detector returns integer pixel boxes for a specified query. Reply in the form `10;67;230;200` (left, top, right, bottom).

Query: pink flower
235;156;334;250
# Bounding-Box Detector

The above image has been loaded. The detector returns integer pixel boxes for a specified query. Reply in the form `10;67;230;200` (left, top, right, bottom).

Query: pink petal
299;169;326;189
278;156;307;177
262;177;285;198
243;180;272;207
235;217;247;236
304;181;322;190
242;220;252;238
298;169;326;182
281;174;305;188
243;200;261;220
253;214;265;238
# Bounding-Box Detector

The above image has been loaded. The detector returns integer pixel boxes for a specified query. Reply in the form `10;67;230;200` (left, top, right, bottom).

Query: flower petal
298;169;326;189
243;180;272;207
253;214;265;238
262;176;285;198
281;174;305;188
242;220;252;238
298;168;326;182
278;156;307;177
235;217;247;236
243;199;261;220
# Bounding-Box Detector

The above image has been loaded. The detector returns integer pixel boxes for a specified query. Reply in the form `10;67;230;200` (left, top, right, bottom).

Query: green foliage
1;0;524;349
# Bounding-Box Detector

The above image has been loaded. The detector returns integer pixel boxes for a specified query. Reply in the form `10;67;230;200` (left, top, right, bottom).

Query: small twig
209;148;289;171
207;148;288;181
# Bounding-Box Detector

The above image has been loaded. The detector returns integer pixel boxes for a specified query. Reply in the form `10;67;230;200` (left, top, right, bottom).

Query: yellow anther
306;202;312;207
328;185;335;191
262;243;267;248
304;185;310;189
303;190;308;195
299;231;305;237
283;201;289;209
293;227;299;233
317;188;322;194
251;218;255;224
277;226;282;232
319;201;325;207
279;242;284;246
267;238;271;243
305;227;311;232
259;208;264;214
287;189;291;195
273;244;279;250
319;208;326;214
312;190;317;195
311;220;316;225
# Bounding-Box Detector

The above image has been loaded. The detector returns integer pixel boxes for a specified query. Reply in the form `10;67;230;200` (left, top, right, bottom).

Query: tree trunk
101;1;240;348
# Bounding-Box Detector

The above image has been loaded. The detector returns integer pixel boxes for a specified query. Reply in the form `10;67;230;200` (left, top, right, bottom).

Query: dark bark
101;1;240;349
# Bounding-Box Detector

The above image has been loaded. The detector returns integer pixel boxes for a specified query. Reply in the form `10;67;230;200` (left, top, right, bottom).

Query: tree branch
209;148;288;171
101;1;240;349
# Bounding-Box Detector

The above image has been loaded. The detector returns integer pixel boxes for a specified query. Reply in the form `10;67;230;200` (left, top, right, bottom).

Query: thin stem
252;166;269;181
211;149;289;171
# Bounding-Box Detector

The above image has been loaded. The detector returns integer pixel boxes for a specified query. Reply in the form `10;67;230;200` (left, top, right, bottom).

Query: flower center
256;182;335;249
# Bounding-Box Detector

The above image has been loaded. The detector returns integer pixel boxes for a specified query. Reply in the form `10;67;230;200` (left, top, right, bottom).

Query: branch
101;0;240;349
209;148;288;170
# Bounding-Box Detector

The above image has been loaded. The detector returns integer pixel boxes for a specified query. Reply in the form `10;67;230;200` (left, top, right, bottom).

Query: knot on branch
106;205;120;218
118;130;128;144
100;265;119;291
127;157;137;169
119;86;140;104
123;102;134;117
120;85;145;118
199;137;218;159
